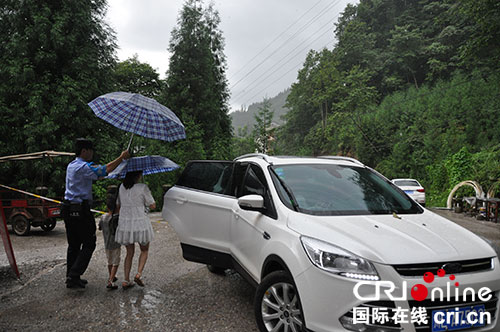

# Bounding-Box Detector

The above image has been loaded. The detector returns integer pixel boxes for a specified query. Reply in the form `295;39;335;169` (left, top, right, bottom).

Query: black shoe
66;278;86;289
66;277;88;284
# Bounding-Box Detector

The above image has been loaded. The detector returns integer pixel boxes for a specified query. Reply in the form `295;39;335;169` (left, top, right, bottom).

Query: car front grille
409;293;498;332
393;258;493;277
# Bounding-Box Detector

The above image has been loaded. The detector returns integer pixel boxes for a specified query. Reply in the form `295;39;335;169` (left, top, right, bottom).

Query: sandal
122;281;135;289
107;282;118;290
134;274;145;287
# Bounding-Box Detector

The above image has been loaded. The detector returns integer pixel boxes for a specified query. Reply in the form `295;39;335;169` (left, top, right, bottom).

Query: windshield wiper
269;168;300;212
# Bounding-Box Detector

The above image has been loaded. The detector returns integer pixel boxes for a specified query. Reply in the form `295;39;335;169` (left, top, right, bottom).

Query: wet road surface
0;213;257;331
1;209;499;331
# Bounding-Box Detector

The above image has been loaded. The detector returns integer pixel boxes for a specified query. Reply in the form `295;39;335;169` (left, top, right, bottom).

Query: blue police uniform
63;157;107;287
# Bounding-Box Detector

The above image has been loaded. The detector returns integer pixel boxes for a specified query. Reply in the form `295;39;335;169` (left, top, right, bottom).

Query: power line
241;36;337;107
229;0;325;81
234;20;336;103
230;0;344;90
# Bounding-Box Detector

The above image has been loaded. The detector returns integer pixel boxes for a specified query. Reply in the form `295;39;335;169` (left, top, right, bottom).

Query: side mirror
238;194;264;211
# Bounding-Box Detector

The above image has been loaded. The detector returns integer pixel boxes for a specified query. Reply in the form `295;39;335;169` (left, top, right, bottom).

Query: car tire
12;215;31;236
41;218;57;232
206;264;226;275
255;270;305;332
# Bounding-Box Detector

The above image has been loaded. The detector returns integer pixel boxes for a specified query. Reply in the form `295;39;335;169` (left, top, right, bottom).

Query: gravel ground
0;209;499;331
0;213;257;332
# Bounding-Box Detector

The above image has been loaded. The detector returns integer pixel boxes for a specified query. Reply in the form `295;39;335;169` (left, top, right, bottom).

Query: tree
163;0;232;159
0;0;120;195
231;126;256;159
277;50;329;155
112;55;163;98
458;0;500;69
253;99;274;154
387;25;425;89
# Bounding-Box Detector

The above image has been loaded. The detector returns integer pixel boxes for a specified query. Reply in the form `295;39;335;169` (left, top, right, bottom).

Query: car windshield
270;164;422;216
393;180;420;187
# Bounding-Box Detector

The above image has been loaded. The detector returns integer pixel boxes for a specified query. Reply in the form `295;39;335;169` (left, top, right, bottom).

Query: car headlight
301;236;379;281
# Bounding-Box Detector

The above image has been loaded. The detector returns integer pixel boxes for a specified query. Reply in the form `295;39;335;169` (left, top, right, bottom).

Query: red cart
0;151;74;236
0;187;61;235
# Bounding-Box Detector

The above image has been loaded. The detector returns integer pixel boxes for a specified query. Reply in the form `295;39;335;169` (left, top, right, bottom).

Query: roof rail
234;153;272;164
317;156;364;166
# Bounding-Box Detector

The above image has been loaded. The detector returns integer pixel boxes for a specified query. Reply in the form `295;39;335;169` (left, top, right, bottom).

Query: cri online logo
411;268;459;301
354;268;492;302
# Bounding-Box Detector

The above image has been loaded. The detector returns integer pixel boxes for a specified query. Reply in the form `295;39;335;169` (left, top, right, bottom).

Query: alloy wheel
261;281;303;332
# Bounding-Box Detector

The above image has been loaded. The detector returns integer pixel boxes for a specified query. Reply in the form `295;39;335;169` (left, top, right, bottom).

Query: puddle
118;288;164;327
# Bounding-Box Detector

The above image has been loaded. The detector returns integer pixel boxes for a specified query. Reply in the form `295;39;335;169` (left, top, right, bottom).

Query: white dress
115;183;155;245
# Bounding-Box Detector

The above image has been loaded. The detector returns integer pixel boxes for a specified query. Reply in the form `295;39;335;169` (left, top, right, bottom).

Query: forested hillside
271;0;500;206
230;89;289;134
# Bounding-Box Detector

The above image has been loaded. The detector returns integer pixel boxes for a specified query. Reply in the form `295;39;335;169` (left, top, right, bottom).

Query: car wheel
255;270;305;332
206;264;226;275
41;218;57;231
12;215;30;236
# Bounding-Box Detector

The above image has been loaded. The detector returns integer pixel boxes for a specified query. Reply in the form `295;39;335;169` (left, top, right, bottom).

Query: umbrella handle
127;133;134;151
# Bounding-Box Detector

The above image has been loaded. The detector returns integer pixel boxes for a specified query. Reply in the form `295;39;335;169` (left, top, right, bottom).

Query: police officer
63;138;130;288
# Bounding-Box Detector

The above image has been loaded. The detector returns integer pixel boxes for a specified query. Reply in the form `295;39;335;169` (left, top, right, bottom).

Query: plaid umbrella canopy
88;92;186;143
107;155;180;179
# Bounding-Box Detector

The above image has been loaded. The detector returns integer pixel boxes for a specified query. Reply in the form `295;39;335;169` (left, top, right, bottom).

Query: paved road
0;209;499;331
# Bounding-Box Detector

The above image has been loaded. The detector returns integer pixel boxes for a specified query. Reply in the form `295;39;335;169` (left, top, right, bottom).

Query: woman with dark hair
115;171;156;288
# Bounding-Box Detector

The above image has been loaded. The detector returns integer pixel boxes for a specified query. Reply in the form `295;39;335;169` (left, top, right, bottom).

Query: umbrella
88;92;186;147
107;155;180;179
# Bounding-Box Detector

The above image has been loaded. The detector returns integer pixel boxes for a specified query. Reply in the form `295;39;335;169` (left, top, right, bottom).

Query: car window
394;180;420;187
240;166;266;197
177;161;234;195
271;164;422;216
237;163;277;219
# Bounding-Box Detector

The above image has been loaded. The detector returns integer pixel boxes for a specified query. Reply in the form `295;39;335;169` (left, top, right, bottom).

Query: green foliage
231;126;256;159
444;147;473;187
0;0;120;197
231;89;289;134
113;55;163;97
458;0;500;68
253;99;274;154
277;0;500;207
163;0;232;159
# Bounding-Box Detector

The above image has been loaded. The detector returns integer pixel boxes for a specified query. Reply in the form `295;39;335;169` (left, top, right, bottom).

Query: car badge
441;262;462;274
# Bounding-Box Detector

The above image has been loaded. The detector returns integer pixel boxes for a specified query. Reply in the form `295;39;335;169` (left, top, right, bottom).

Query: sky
105;0;356;112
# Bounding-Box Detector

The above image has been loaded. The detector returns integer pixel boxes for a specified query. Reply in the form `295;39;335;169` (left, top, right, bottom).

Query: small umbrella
88;92;186;148
107;155;180;179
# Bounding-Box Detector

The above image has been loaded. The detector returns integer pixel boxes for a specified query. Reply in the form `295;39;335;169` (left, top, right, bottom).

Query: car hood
287;209;495;265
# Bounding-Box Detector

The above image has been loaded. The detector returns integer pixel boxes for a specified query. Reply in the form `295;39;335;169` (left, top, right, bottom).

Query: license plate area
431;305;486;332
404;190;414;194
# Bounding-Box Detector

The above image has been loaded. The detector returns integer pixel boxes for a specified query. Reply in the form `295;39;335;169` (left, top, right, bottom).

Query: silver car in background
392;178;426;206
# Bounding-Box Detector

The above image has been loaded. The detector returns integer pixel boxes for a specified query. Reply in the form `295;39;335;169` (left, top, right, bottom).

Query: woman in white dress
115;171;156;288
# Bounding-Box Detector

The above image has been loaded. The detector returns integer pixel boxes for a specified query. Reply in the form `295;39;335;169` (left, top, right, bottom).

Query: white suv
162;154;500;332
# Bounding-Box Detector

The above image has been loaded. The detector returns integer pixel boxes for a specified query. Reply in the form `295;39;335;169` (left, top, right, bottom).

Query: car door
163;161;234;253
230;162;277;281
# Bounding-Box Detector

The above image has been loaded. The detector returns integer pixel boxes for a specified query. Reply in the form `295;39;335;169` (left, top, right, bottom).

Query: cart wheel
12;215;30;236
41;219;57;232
